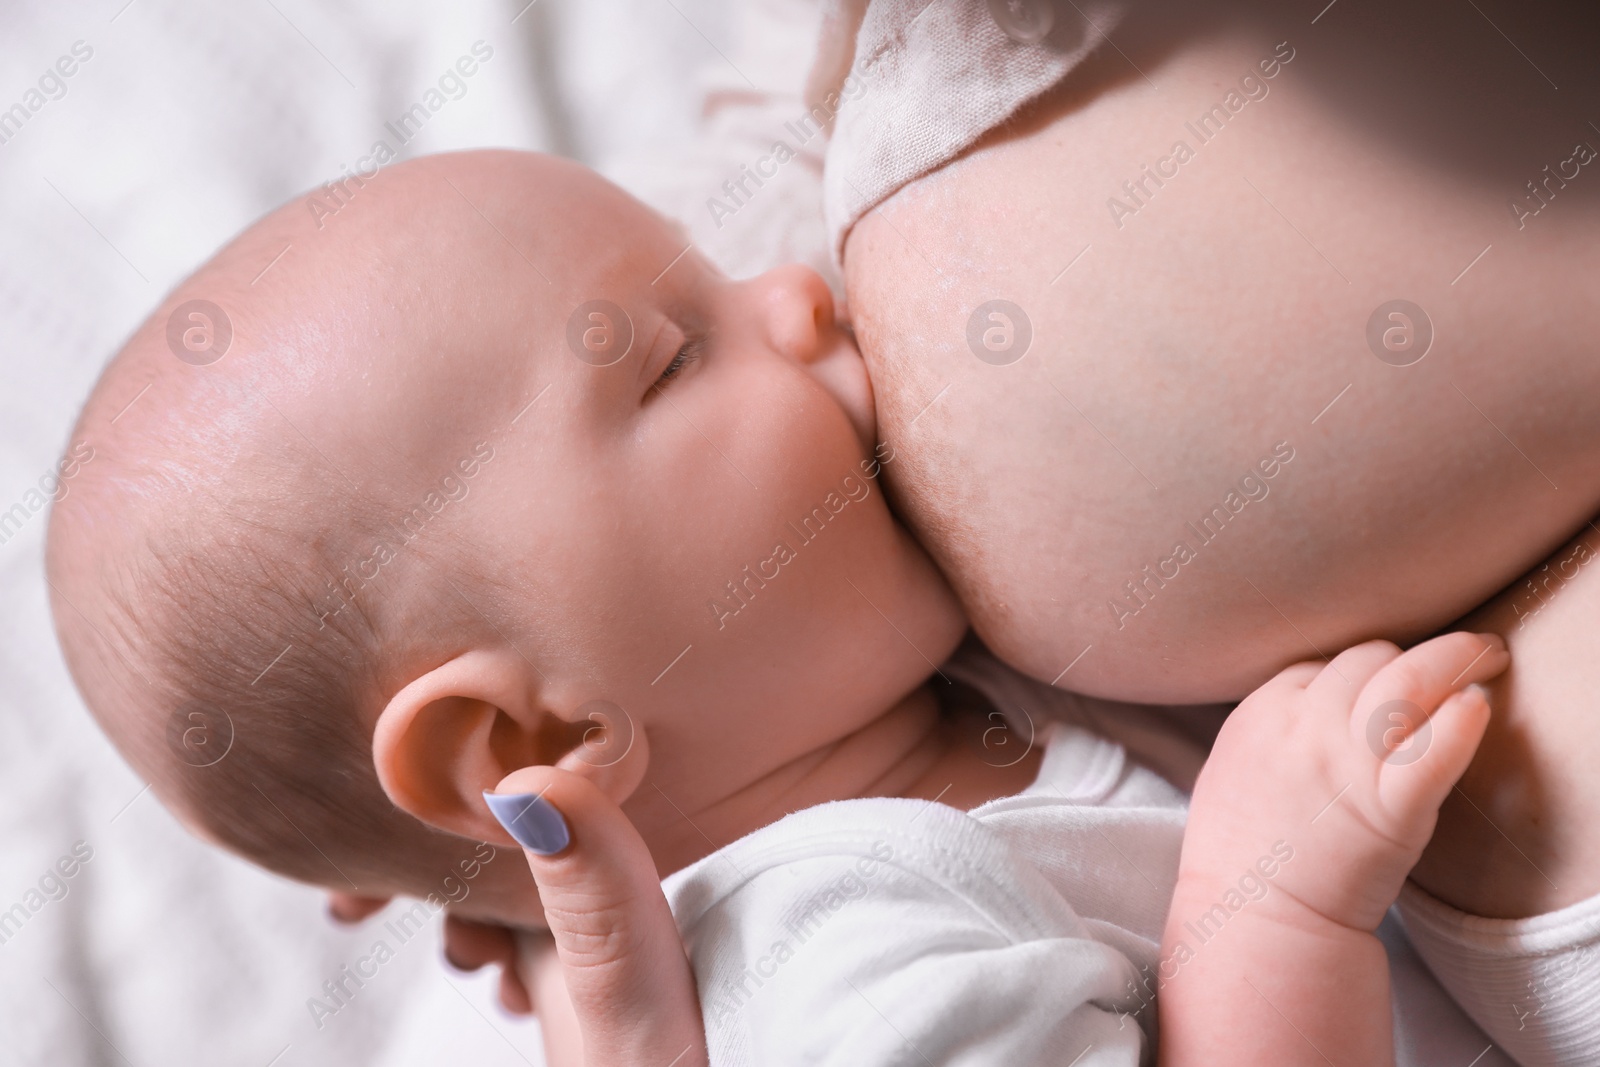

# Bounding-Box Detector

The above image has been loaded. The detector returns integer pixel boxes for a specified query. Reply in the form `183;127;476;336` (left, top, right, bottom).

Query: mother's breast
843;22;1600;703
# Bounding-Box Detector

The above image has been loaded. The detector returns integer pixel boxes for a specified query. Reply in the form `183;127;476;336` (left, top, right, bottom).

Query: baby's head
46;150;964;924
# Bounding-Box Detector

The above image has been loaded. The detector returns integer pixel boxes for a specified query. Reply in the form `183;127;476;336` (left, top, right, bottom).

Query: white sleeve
666;799;1153;1067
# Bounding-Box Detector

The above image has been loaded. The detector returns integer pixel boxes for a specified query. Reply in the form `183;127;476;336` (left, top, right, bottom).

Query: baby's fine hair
46;152;548;900
48;371;494;901
106;467;483;895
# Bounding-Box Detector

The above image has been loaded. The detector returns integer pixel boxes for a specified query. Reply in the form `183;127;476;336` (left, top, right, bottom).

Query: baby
41;146;1577;1065
47;148;978;928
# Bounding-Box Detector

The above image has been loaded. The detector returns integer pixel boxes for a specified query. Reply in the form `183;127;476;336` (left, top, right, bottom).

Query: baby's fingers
1303;639;1402;708
1351;632;1507;746
1375;685;1491;829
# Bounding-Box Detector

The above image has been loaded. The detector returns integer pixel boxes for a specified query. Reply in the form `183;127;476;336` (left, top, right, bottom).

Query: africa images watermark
0;440;94;548
703;840;895;1027
306;842;497;1030
1508;133;1597;230
966;299;1033;366
704;39;890;230
167;700;235;768
1508;532;1599;629
0;841;95;948
706;442;897;629
1120;841;1296;1021
0;39;94;148
166;299;233;366
311;441;496;631
1510;942;1600;1033
1365;299;1433;367
303;40;495;230
1105;41;1297;230
1107;441;1297;631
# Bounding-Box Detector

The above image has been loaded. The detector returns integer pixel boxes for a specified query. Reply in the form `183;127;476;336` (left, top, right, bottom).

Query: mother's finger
442;914;533;1015
326;891;391;925
485;767;708;1067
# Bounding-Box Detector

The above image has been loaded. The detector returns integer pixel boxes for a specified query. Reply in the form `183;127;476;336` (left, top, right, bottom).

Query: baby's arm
1158;633;1508;1066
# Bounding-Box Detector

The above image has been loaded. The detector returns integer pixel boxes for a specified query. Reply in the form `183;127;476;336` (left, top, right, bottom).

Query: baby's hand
1182;633;1507;935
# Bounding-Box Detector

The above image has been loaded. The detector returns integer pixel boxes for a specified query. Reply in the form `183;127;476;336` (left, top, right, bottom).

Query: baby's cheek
662;363;881;623
715;366;854;504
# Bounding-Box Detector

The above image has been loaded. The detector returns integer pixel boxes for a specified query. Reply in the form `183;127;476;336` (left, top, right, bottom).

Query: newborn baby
48;150;970;921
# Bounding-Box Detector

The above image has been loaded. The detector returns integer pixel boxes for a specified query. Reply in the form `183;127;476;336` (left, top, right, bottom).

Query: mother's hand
326;896;538;1016
481;766;709;1067
330;767;708;1066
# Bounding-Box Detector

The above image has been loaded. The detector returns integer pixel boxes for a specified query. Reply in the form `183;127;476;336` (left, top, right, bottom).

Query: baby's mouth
811;324;877;455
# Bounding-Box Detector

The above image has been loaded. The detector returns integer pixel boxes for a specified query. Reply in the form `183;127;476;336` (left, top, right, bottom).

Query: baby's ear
370;650;647;846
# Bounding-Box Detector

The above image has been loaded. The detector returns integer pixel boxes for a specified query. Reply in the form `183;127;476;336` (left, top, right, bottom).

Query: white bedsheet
0;0;1509;1064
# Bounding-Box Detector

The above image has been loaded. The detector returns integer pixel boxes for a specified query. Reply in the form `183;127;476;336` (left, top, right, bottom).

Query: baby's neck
653;684;1043;867
859;684;1046;809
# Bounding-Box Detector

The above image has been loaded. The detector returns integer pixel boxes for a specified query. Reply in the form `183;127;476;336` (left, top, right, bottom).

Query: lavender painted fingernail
483;791;570;855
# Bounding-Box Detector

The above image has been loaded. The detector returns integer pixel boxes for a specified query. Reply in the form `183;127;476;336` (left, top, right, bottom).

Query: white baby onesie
661;718;1188;1066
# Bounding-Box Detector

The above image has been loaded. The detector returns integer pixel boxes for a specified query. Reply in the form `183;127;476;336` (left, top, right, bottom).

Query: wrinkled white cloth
662;702;1189;1066
1399;881;1600;1067
809;0;1125;264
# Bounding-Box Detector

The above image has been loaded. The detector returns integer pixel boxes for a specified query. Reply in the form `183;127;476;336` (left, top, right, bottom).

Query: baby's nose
751;264;838;365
